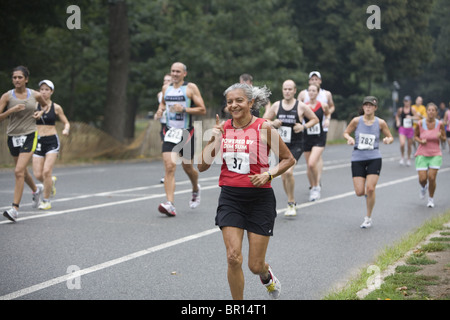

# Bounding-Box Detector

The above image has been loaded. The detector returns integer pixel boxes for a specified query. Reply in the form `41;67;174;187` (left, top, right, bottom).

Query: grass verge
323;210;450;300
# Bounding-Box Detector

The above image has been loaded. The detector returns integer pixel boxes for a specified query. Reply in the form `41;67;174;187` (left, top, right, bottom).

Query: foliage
1;0;447;139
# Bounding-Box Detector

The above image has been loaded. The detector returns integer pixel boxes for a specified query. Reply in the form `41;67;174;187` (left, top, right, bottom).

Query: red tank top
219;118;271;188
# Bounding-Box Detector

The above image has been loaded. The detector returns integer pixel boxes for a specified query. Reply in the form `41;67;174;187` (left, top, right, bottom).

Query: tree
102;0;130;142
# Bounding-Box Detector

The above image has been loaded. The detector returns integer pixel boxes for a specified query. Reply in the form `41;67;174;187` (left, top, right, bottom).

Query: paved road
1;140;450;301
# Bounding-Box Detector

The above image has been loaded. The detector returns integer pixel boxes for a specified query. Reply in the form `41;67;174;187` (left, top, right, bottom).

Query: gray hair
223;83;271;110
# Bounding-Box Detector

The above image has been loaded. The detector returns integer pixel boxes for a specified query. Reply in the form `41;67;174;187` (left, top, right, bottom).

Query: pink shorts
398;126;414;139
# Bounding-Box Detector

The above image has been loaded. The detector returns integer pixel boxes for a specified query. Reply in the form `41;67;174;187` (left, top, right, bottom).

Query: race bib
223;152;250;174
403;118;412;128
307;123;321;135
357;133;376;150
164;128;183;144
12;135;27;148
278;126;292;143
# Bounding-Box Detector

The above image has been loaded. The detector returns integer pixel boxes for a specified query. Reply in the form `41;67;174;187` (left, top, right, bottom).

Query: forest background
0;0;449;143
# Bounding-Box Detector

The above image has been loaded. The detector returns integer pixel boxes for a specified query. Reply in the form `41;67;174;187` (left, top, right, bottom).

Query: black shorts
351;158;382;178
7;131;38;157
216;186;277;236
34;134;60;157
303;133;326;152
287;142;303;161
162;128;195;160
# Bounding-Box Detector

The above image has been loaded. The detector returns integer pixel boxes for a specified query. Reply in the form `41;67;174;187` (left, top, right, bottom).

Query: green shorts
415;155;442;171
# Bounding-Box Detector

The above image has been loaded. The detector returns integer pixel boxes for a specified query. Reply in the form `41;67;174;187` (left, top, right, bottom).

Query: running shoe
427;198;435;208
420;184;428;199
3;207;18;222
39;200;52;210
189;184;201;209
399;158;405;166
158;201;177;217
260;266;281;300
32;184;44;208
284;202;297;216
360;216;372;228
51;176;57;197
309;186;321;201
406;159;411;167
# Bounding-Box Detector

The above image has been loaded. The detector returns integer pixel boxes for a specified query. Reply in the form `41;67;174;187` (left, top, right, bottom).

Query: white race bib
403;118;412;128
164;128;184;144
223;152;250;174
357;133;376;150
12;135;27;148
307;123;321;135
278;126;292;143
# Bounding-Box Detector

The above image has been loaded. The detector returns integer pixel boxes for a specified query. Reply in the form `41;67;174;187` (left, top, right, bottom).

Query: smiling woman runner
0;66;49;222
198;83;295;300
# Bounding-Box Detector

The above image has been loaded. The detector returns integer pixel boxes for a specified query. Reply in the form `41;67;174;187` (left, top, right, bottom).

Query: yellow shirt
412;104;426;128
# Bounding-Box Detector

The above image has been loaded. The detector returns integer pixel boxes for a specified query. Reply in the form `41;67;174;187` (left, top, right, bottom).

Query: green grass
323;210;450;300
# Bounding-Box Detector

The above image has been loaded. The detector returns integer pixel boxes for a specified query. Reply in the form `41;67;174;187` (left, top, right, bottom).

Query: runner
32;80;70;210
343;96;393;228
412;96;427;150
155;62;206;216
414;103;446;208
297;71;335;190
303;84;330;201
198;83;295;300
156;74;172;184
263;79;318;216
0;66;49;222
395;95;419;166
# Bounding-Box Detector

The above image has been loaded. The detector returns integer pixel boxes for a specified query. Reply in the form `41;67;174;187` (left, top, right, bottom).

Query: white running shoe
427;198;435;208
284;202;297;217
420;184;428;199
260;266;281;300
309;186;321;201
3;207;18;222
360;216;372;228
32;184;44;208
189;184;201;209
399;158;405;166
158;201;177;217
406;159;411;167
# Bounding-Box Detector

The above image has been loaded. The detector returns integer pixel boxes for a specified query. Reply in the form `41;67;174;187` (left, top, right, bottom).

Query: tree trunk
102;0;130;142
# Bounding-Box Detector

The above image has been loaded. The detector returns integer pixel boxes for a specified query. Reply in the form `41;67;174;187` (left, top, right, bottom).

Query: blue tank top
164;82;192;129
352;116;381;161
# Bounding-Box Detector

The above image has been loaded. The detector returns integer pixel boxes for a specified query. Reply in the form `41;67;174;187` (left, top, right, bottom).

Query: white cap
38;80;54;91
309;71;321;79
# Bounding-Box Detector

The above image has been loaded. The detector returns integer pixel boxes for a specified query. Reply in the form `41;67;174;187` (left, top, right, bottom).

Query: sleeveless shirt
164;81;192;129
352;116;382;161
36;102;56;126
415;119;442;157
6;89;37;136
219;118;271;188
276;100;302;145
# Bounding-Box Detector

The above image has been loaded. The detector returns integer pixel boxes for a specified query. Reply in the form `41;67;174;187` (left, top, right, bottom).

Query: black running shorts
7;131;38;157
351;158;382;178
216;186;277;236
